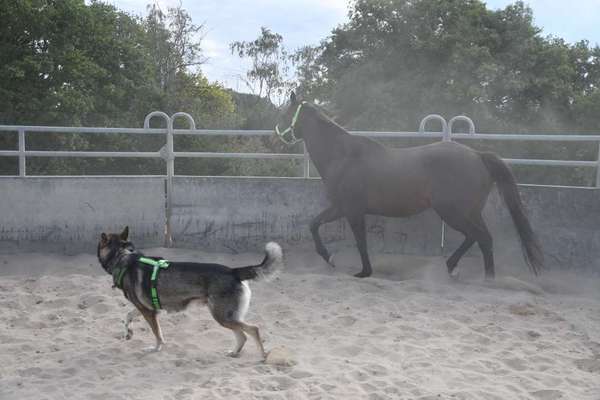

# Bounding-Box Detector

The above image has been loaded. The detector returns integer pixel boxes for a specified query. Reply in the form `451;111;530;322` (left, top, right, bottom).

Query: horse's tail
479;152;544;275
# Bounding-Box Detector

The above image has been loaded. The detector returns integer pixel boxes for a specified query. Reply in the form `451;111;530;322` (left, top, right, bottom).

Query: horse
275;92;543;279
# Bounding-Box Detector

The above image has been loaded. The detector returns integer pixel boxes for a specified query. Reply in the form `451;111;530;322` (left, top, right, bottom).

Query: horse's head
275;91;307;145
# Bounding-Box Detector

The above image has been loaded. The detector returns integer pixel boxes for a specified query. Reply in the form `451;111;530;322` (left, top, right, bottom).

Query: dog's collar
108;248;136;289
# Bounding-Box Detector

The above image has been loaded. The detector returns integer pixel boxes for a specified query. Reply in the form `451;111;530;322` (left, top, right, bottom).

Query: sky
110;0;600;91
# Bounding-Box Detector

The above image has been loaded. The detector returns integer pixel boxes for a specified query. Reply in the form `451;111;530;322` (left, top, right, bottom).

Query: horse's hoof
449;269;459;281
327;255;336;268
354;271;371;278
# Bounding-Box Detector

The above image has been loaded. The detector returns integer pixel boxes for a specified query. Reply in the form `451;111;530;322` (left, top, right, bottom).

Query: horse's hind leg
447;238;475;277
477;222;495;280
437;208;495;279
310;206;342;266
347;214;373;278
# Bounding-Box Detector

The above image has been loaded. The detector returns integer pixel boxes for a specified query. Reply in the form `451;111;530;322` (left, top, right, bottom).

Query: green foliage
0;0;156;126
295;0;600;134
0;0;250;176
230;27;293;105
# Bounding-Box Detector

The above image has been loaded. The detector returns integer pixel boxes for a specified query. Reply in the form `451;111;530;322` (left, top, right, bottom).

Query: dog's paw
226;350;241;358
142;346;160;353
142;342;164;353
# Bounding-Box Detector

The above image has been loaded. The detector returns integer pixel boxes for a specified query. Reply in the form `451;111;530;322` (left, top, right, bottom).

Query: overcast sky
110;0;600;91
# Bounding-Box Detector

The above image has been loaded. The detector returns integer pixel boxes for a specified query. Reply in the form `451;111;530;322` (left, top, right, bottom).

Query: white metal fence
2;112;600;181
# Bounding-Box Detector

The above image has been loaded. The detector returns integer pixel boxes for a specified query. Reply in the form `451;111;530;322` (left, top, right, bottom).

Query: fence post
144;111;172;247
596;143;600;188
418;114;449;140
448;115;476;136
165;119;175;247
419;114;449;252
166;112;197;247
18;128;25;177
445;115;477;252
303;143;310;178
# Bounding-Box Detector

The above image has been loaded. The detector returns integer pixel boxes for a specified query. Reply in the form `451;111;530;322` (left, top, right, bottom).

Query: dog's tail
234;242;283;282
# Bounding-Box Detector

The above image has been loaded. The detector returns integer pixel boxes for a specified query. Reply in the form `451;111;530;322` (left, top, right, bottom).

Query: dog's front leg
140;310;165;352
123;308;140;340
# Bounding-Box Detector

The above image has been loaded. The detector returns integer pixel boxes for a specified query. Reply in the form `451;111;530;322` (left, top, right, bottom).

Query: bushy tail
479;152;544;275
234;242;283;282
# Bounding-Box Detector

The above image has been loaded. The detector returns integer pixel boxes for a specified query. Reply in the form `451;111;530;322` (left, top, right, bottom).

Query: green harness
112;256;170;310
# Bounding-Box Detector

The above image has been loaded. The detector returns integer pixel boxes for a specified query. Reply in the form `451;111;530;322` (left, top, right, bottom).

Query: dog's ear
100;233;108;244
120;226;129;241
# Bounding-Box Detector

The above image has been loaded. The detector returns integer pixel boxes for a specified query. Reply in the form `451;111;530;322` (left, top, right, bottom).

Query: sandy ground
1;246;599;400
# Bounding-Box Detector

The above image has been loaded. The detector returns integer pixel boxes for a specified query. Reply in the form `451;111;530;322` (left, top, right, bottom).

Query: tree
230;27;293;105
294;0;600;134
0;0;157;126
0;0;238;176
144;3;206;97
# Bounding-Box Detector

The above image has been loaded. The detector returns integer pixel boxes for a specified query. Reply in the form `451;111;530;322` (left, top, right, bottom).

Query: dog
97;226;283;359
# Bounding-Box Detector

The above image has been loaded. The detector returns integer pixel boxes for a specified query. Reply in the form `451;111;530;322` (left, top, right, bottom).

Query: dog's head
97;226;135;274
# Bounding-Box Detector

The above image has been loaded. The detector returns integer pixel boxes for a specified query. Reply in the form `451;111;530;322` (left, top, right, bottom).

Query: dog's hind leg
240;323;265;360
225;326;247;358
123;308;140;340
140;309;165;352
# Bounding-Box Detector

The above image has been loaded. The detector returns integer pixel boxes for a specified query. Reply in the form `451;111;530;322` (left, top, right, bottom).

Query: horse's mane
305;102;387;156
304;103;349;136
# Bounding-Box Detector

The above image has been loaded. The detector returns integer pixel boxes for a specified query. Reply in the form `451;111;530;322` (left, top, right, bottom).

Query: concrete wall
443;185;600;273
1;176;599;273
171;177;600;273
171;177;441;255
0;177;166;254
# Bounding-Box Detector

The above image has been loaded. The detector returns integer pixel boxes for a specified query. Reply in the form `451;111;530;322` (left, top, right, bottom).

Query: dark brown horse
275;92;543;279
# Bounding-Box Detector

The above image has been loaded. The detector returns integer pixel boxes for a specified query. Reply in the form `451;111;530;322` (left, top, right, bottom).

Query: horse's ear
120;226;129;241
100;233;108;243
290;91;297;105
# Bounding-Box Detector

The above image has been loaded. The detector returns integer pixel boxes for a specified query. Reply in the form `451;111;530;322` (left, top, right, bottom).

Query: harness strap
138;257;170;310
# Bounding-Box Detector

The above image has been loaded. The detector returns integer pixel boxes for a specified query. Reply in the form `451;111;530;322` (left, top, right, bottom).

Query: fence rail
2;113;600;179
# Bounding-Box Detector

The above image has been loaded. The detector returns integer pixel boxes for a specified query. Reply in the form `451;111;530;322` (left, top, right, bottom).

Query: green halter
112;256;170;310
275;101;306;145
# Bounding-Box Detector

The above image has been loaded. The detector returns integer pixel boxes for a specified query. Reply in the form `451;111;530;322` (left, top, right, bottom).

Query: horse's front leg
347;213;372;278
310;206;342;267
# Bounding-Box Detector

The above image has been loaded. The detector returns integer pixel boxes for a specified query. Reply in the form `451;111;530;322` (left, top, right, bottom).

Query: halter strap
275;101;306;145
